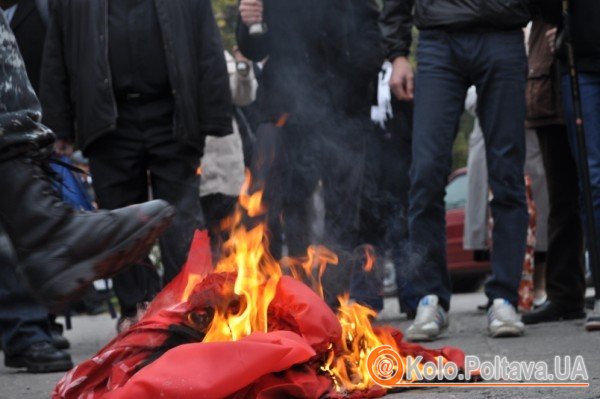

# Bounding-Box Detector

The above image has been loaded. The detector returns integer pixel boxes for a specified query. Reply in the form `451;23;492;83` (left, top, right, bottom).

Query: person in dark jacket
237;0;383;307
0;7;174;331
541;0;600;331
521;17;587;326
0;0;73;373
381;0;532;341
40;0;232;328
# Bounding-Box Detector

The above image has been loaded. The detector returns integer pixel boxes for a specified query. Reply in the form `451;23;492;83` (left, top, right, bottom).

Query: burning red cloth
54;231;465;399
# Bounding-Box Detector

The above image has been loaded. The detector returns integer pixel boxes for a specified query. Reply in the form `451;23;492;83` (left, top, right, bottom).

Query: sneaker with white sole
406;295;448;342
585;300;600;331
488;299;525;338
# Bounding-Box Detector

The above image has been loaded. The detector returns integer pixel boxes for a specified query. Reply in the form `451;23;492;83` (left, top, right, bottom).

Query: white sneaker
488;299;525;338
585;300;600;331
406;295;448;342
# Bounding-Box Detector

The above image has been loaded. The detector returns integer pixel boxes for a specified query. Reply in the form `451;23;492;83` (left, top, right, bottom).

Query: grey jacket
0;12;54;161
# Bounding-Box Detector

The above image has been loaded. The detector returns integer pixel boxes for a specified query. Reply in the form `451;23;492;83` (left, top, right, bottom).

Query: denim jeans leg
473;31;529;307
562;72;600;288
0;232;52;356
408;31;469;310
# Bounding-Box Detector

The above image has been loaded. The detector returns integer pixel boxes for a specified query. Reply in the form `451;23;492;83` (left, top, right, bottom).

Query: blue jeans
562;72;600;286
0;233;52;355
407;30;529;310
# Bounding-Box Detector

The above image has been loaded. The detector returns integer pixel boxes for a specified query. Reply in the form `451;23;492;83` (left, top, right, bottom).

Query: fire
187;171;440;393
322;295;402;392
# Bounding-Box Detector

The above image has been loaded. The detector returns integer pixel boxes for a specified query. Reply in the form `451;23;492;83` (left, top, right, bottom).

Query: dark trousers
562;72;600;294
254;115;366;306
87;99;201;317
350;99;414;312
0;232;51;355
409;30;528;310
535;125;586;308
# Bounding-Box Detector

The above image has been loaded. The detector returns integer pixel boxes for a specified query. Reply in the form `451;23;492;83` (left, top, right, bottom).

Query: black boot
522;300;586;325
4;341;73;373
0;156;175;311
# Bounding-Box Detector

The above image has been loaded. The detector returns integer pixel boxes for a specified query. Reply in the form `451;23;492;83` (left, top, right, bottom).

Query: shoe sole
406;324;448;342
5;357;74;373
38;205;176;312
489;325;524;338
585;320;600;331
523;311;586;325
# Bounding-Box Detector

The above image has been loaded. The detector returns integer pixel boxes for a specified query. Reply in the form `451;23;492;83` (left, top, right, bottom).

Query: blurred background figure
237;0;383;307
521;16;587;325
540;0;600;330
40;0;232;331
200;48;257;257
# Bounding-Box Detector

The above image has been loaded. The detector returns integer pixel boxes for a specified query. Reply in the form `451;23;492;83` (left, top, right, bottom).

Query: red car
445;168;491;291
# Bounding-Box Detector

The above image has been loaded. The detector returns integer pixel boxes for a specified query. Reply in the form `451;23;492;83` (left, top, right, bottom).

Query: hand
390;56;414;101
232;45;249;63
545;27;557;53
239;0;263;28
54;138;74;157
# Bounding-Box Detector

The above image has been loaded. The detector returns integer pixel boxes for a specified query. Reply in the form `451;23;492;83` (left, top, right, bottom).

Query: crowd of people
0;0;599;376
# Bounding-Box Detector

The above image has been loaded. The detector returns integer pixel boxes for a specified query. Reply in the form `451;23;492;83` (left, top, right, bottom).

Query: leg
408;31;469;310
147;126;202;285
473;30;529;307
0;230;72;373
536;126;585;307
87;131;159;318
562;73;600;296
0;232;52;356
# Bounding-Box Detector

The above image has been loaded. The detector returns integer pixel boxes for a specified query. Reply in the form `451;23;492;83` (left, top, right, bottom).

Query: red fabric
54;230;467;399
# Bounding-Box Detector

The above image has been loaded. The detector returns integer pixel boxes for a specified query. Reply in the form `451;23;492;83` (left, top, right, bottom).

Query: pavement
1;292;599;399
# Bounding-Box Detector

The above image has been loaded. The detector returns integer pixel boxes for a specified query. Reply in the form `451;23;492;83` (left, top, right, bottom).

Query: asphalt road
1;292;599;399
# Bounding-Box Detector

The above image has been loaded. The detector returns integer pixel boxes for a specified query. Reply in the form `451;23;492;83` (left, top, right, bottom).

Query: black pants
87;99;201;317
352;99;414;312
253;115;366;306
536;124;586;308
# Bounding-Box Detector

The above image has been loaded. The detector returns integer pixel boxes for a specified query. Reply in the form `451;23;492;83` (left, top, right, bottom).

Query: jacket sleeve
196;0;233;136
39;0;74;141
380;0;415;60
347;0;384;78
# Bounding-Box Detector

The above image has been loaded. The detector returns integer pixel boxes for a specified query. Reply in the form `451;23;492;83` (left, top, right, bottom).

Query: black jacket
40;0;232;154
236;0;383;124
538;0;600;74
10;0;47;94
381;0;532;59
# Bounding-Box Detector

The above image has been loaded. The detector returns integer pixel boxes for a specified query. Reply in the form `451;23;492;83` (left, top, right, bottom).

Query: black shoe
522;300;586;325
0;156;176;311
4;342;73;373
50;329;70;350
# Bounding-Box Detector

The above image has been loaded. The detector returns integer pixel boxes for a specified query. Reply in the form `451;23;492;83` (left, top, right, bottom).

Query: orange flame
182;171;444;392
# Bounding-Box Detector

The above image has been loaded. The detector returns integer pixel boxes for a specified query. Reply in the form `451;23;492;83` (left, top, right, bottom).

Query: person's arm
236;0;268;62
380;0;415;60
380;0;415;101
0;12;55;157
196;0;233;136
39;0;74;150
